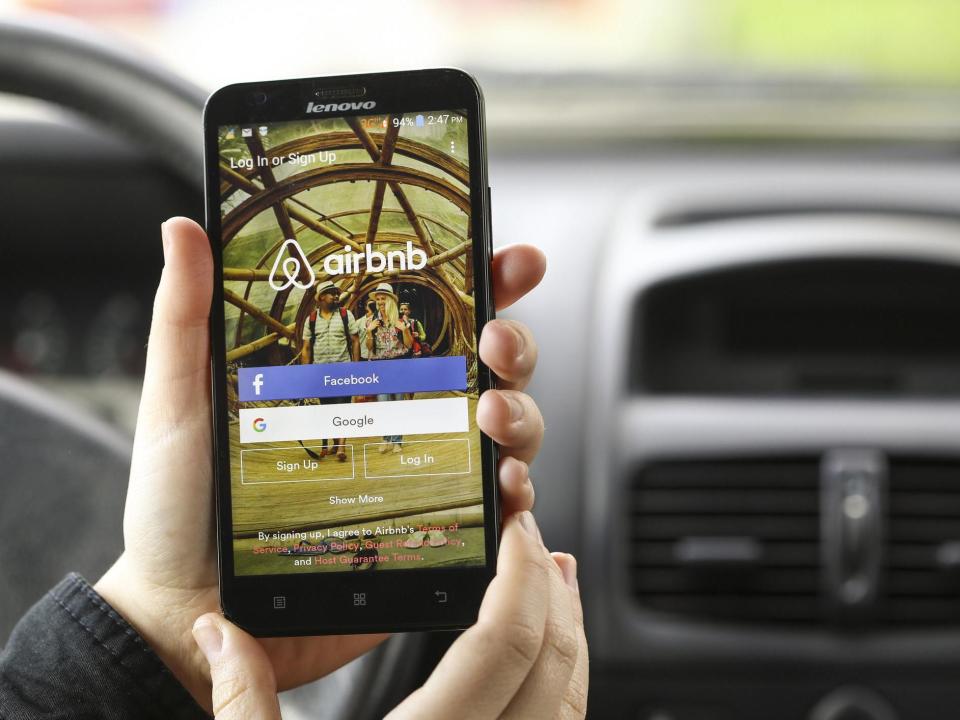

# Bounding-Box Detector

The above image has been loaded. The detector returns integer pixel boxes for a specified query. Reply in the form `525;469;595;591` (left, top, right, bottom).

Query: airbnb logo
268;238;316;291
324;242;428;276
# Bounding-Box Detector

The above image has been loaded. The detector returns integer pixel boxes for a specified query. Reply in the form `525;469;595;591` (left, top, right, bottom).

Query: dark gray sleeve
0;573;210;720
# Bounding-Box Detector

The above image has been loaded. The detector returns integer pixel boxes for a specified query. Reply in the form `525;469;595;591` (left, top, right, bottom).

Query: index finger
493;244;546;311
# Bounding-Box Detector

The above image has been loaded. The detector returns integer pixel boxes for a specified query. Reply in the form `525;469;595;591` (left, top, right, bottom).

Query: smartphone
203;69;497;636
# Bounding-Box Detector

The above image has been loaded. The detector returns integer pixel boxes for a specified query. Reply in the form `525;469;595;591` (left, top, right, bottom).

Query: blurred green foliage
711;0;960;83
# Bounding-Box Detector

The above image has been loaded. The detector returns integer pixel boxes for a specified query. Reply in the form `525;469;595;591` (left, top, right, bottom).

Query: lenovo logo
306;100;377;113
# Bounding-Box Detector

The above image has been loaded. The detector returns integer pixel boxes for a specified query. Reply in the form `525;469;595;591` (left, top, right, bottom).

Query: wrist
95;554;215;714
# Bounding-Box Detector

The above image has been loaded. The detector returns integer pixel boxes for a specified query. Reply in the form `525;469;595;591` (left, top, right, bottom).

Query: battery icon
415;115;424;127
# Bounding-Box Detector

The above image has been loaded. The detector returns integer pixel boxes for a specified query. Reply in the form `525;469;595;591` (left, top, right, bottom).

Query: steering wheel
0;16;420;719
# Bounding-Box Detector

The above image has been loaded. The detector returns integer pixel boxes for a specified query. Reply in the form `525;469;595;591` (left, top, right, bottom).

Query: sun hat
314;280;338;297
371;282;398;302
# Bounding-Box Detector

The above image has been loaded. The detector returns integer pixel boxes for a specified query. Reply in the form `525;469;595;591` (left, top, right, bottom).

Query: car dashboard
5;107;960;719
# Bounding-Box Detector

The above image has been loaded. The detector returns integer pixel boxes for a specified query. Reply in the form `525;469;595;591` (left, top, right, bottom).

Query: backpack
409;318;431;357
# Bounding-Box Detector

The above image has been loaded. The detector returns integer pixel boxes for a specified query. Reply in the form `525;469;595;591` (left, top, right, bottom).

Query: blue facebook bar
238;356;467;401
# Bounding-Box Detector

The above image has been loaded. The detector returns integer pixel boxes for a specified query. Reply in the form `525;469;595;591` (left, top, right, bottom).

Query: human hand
94;217;547;712
192;512;587;719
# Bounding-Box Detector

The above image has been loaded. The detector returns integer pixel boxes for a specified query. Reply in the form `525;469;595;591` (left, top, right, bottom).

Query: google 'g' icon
252;417;267;433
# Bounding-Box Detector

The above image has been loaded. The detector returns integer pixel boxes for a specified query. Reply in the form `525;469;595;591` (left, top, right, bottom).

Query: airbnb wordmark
324;242;427;276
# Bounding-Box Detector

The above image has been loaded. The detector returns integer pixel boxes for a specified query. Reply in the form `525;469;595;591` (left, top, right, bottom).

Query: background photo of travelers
366;282;412;453
220;111;485;576
300;280;359;462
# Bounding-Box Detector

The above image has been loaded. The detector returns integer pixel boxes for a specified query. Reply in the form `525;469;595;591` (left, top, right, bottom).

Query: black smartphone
203;69;497;636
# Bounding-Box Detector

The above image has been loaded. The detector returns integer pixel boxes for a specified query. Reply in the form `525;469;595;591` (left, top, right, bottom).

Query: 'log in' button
363;438;471;479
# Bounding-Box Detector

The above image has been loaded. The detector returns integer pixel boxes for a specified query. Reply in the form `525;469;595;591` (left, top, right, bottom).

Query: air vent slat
638;464;814;490
632;516;818;540
638;595;820;622
633;490;817;515
887;545;938;568
885;570;960;596
889;519;960;542
889;494;960;516
633;569;819;594
883;598;960;623
632;541;819;568
885;463;960;491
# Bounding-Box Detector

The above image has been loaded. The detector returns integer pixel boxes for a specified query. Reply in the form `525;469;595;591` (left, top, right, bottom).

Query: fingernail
505;394;523;422
160;221;171;259
518;511;539;539
192;616;223;660
559;554;578;590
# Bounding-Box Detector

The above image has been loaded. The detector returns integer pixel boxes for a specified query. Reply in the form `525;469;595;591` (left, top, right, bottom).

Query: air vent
634;259;960;397
629;460;821;625
630;457;960;628
884;459;960;625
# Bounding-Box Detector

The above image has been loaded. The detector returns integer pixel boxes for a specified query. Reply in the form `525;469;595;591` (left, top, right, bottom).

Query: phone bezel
203;68;498;636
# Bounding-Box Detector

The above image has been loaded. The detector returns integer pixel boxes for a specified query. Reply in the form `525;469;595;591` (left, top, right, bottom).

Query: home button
809;687;898;720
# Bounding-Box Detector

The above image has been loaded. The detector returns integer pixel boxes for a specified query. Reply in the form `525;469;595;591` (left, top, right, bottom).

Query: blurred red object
20;0;168;16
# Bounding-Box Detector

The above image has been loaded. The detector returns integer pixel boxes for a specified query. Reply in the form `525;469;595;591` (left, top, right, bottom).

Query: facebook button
237;356;467;402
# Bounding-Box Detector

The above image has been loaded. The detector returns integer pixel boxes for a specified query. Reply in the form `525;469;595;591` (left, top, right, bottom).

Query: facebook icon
252;373;264;396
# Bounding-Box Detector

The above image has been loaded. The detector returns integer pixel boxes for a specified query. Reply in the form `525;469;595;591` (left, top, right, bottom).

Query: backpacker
308;307;351;359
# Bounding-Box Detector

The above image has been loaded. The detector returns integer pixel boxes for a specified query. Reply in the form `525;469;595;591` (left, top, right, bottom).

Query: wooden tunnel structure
219;117;475;408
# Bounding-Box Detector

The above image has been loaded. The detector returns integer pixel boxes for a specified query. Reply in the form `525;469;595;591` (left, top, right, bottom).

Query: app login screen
218;111;484;576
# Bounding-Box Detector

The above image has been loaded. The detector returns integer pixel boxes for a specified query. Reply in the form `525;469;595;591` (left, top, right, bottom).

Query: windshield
5;0;960;142
6;0;960;87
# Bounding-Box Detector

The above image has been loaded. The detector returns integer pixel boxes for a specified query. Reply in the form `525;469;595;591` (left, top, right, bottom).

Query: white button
239;397;469;444
363;438;471;479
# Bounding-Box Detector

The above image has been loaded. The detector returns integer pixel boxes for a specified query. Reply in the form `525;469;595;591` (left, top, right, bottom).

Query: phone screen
215;108;487;578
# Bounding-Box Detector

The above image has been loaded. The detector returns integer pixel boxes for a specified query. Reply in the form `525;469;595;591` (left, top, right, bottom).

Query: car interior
3;5;960;719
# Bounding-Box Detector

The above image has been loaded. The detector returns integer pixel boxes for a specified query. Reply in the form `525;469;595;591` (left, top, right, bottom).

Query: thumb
123;217;215;588
140;217;213;424
193;614;281;719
